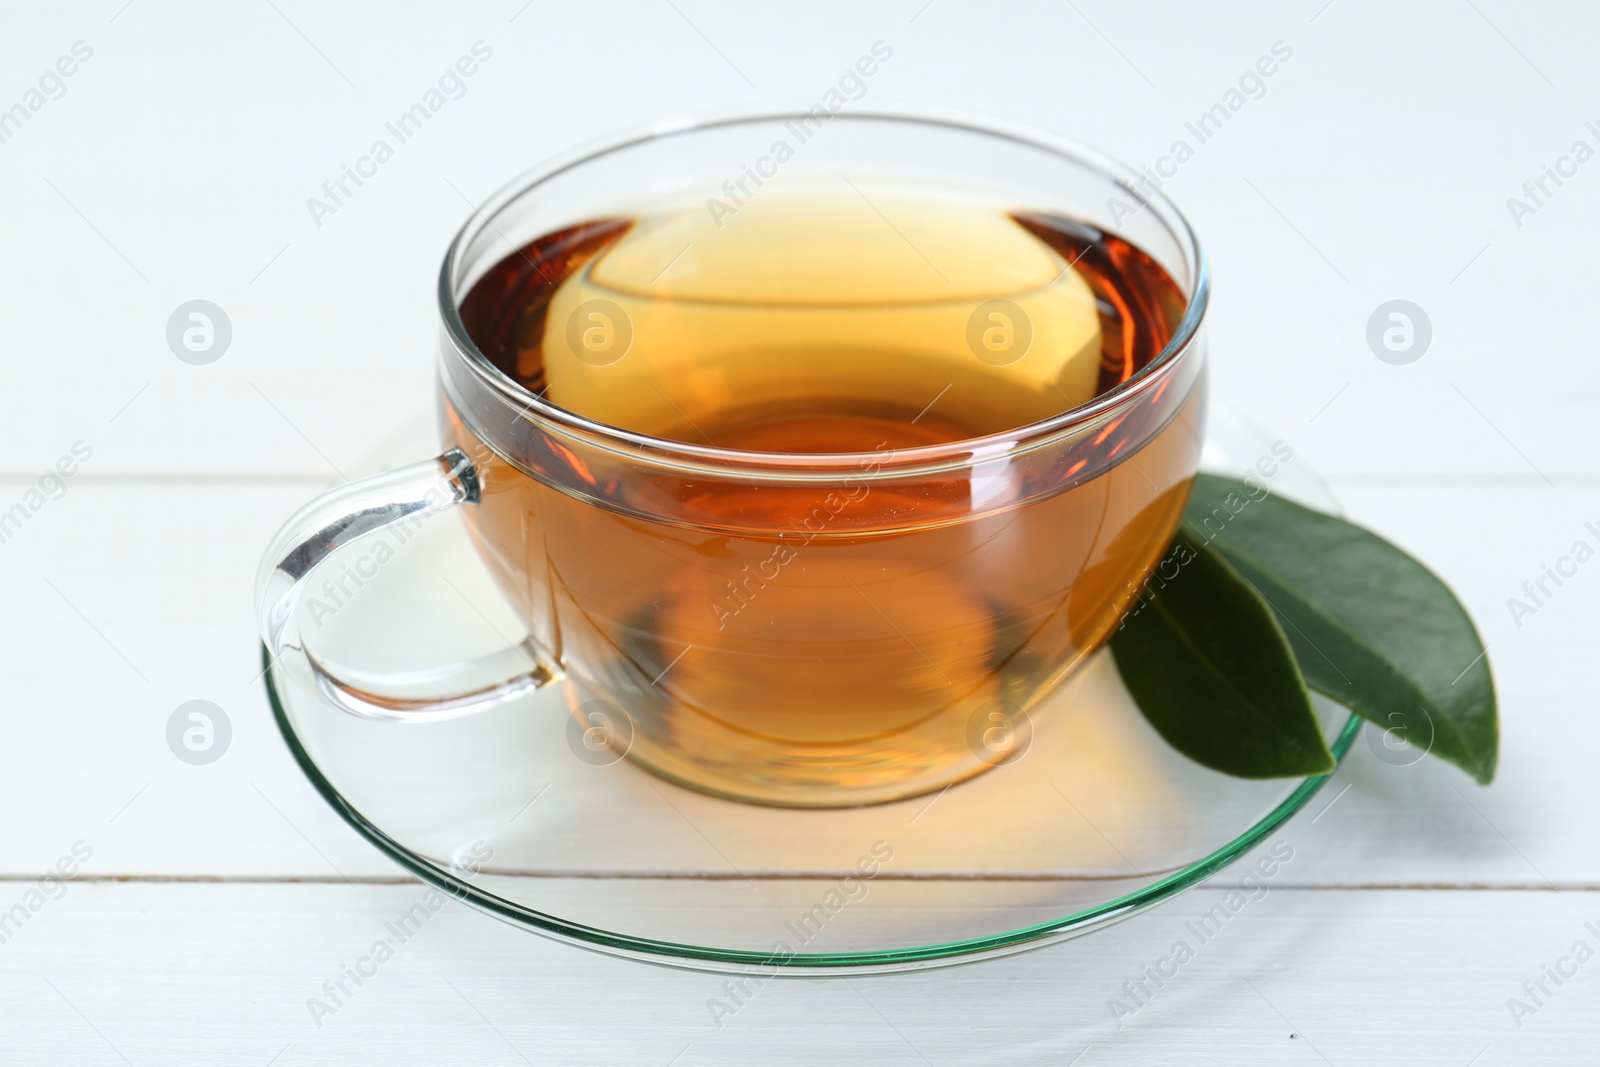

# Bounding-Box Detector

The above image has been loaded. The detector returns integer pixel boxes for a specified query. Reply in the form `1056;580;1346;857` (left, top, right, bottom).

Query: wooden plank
0;880;1589;1063
0;0;1592;485
0;481;1588;890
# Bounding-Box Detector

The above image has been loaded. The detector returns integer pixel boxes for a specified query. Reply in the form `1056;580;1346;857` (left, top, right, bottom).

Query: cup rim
437;104;1209;472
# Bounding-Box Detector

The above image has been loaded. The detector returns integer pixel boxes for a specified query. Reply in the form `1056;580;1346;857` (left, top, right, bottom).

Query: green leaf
1184;473;1498;784
1109;531;1337;779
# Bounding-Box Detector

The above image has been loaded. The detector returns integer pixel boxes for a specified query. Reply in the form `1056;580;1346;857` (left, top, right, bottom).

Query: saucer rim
263;642;1361;976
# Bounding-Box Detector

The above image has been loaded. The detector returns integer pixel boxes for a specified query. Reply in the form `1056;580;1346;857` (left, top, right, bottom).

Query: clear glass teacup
258;107;1208;807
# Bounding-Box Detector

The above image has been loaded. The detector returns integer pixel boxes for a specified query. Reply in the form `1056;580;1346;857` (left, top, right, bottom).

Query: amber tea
445;187;1202;806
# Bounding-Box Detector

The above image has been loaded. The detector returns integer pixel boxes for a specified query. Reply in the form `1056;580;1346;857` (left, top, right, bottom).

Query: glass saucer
263;406;1358;975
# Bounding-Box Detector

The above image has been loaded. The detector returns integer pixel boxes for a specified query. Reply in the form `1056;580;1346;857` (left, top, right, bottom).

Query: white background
1;0;1596;1062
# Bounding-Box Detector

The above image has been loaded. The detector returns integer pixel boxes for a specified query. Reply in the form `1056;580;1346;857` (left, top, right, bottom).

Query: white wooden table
2;1;1593;1062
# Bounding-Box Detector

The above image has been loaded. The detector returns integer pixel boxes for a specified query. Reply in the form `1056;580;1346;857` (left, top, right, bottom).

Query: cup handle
256;449;559;722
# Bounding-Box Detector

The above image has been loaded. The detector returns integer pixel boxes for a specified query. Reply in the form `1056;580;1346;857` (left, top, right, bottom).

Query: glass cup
257;107;1208;808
